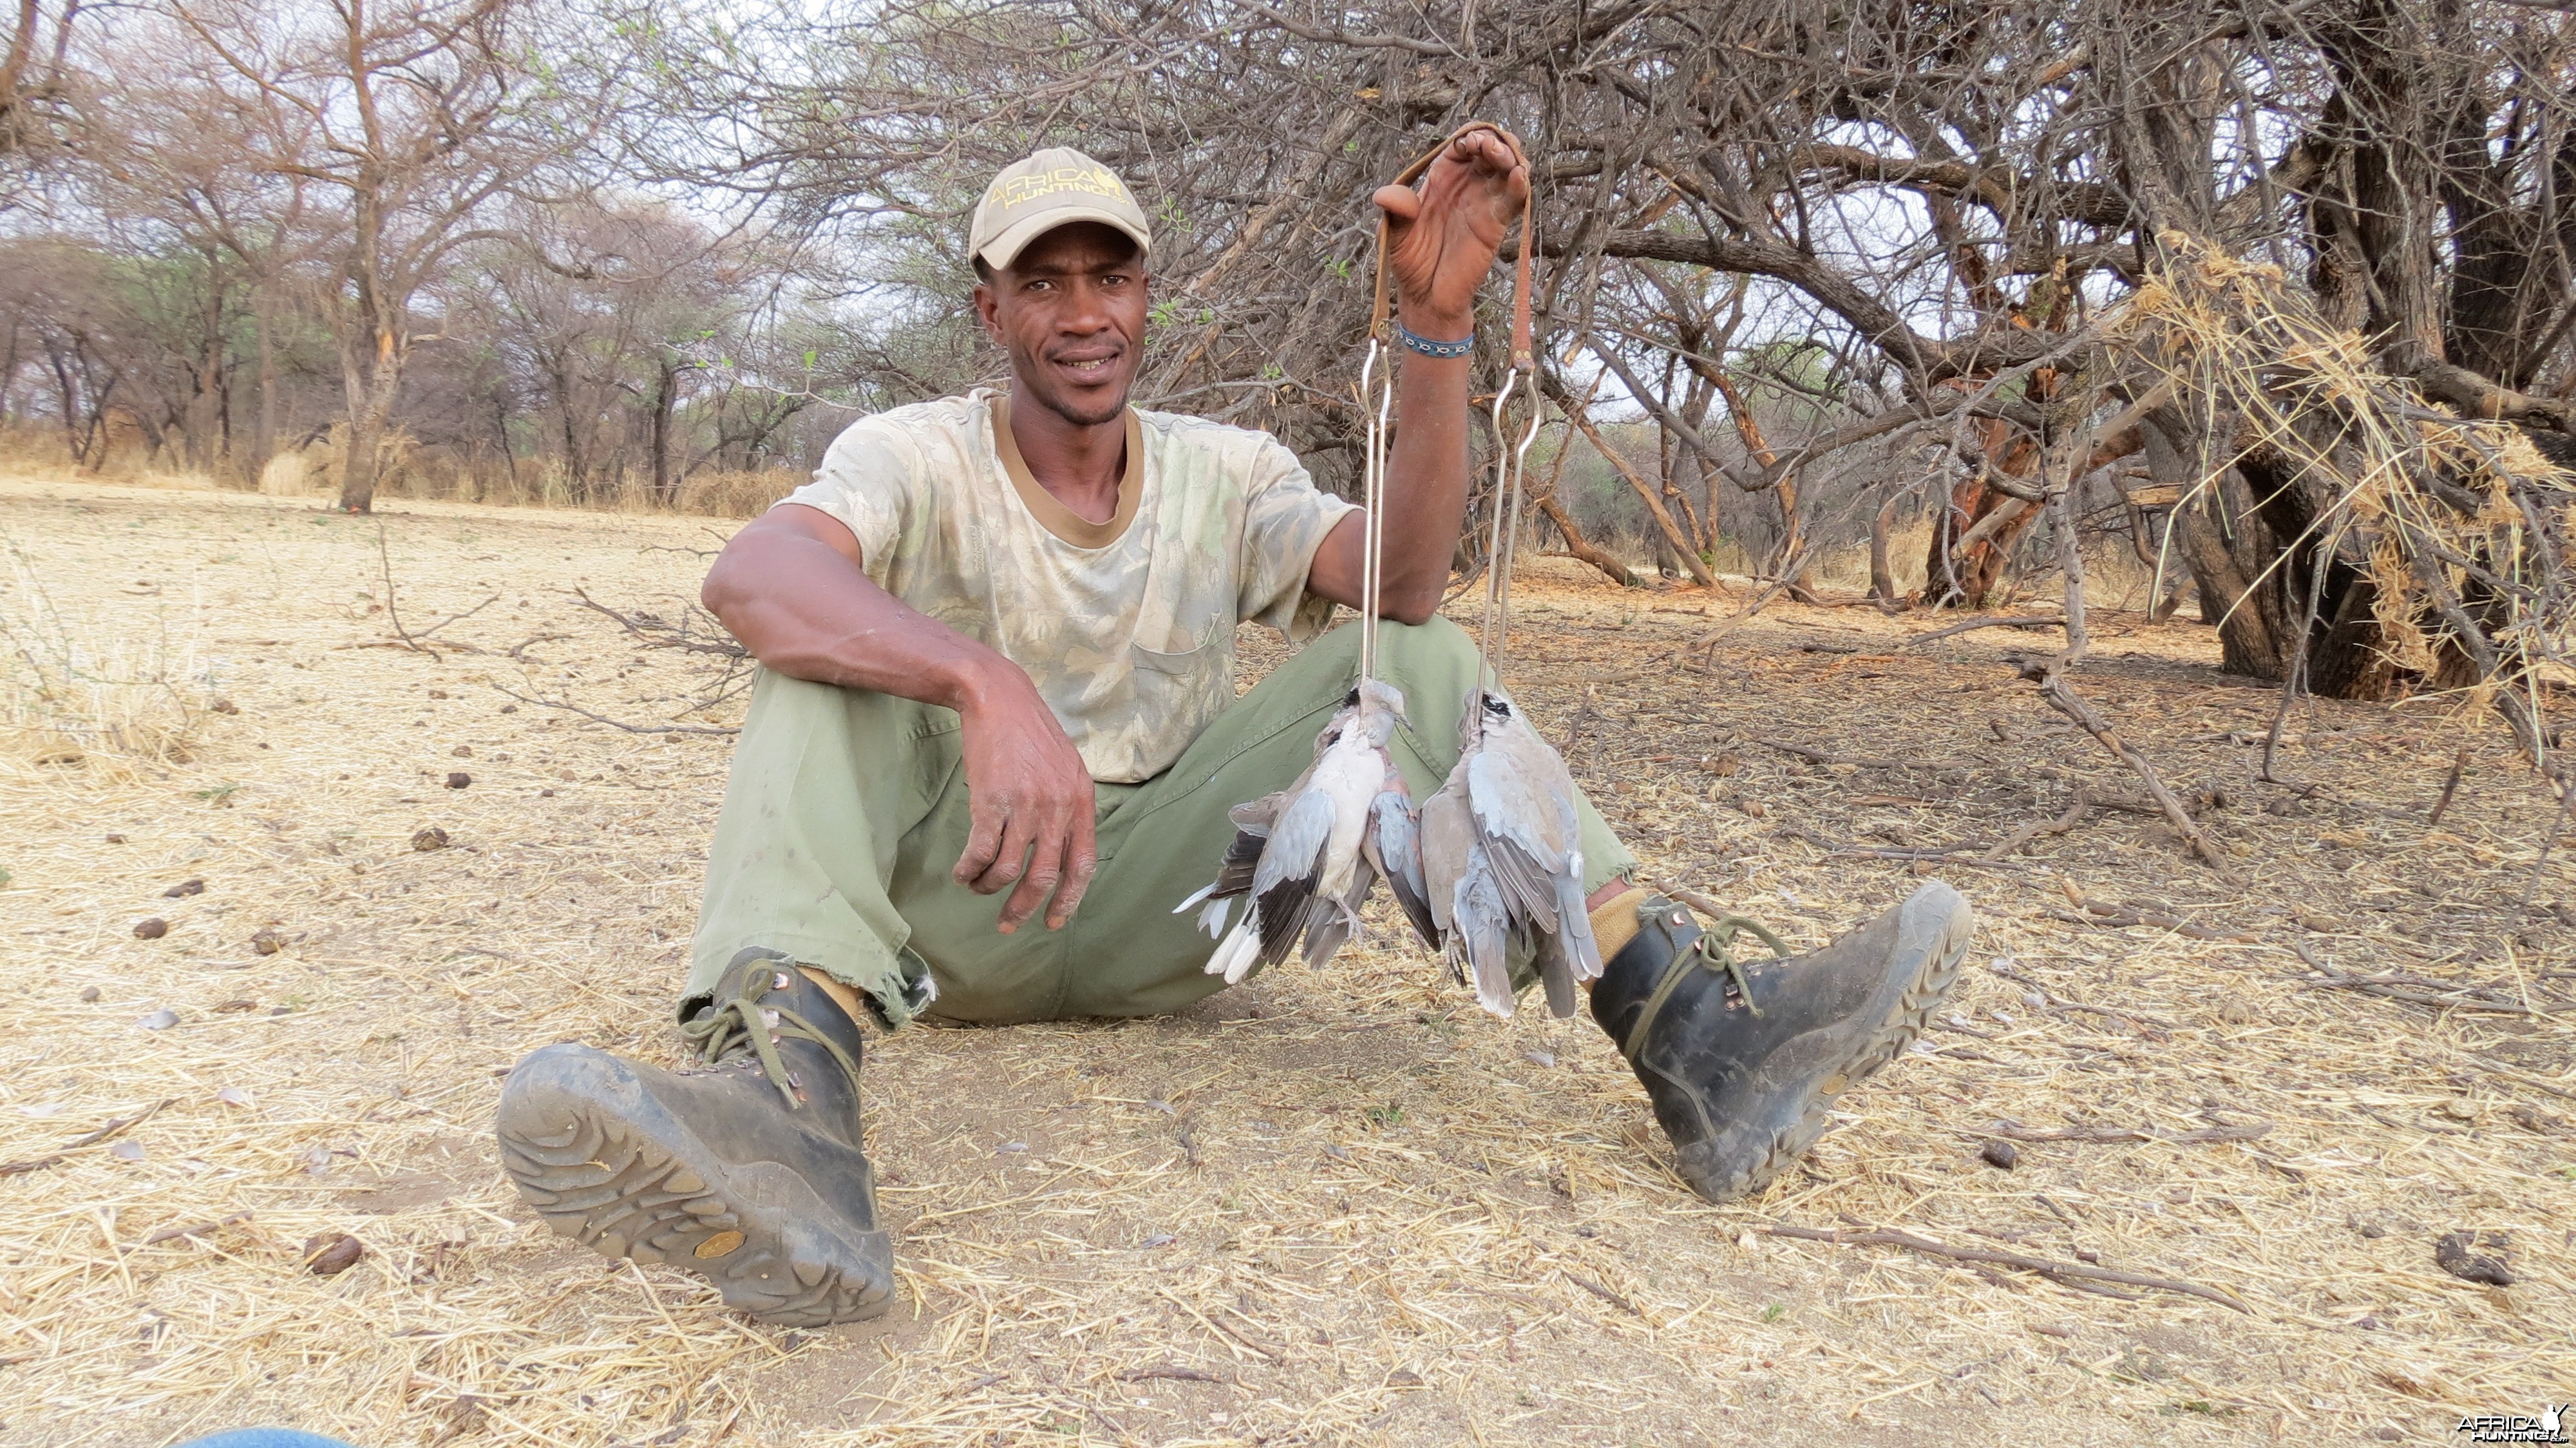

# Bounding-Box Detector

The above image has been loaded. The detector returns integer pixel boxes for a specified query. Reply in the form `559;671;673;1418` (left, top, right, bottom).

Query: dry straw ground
1;476;2570;1447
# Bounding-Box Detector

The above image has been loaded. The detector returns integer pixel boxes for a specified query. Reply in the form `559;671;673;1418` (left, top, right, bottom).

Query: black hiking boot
495;947;894;1326
1589;882;1973;1203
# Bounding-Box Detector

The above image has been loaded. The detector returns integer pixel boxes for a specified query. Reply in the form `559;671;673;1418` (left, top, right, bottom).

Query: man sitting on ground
495;133;1973;1326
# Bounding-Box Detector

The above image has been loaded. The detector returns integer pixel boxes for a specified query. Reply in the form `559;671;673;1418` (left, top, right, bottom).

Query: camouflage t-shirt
779;388;1358;783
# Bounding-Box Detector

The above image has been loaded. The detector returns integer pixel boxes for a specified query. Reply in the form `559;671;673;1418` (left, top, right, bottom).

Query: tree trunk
2145;408;2424;699
1699;365;1816;601
251;294;276;478
1535;491;1636;587
1772;468;1819;604
45;339;76;460
492;395;520;488
1869;491;1904;611
1564;409;1718;587
650;354;678;506
336;326;403;513
188;247;225;472
1923;419;2043;607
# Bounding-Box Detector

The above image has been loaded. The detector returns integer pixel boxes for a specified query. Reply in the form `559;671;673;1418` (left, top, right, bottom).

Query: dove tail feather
1535;929;1578;1018
1555;866;1604;980
1468;932;1514;1018
1454;854;1514;1019
1206;908;1262;982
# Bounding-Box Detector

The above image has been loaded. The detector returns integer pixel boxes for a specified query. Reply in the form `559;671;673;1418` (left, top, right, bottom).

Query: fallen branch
2515;769;2574;924
2049;897;2255;942
2299;971;2561;1015
127;1210;254;1253
1116;1365;1226;1384
2464;1054;2576;1101
1983;1117;2271;1146
1;1098;171;1176
1979;795;2093;864
2425;742;2471;827
1156;1284;1283;1362
1903;613;2067;647
1828;844;2040;872
1754;1223;2251;1313
1690;579;1790;656
570;587;748;659
2010;658;2232;873
373;523;499;656
66;1098;167;1148
1992;957;2180;1030
1561;1270;1645;1317
491;685;740;736
1752;738;1908;770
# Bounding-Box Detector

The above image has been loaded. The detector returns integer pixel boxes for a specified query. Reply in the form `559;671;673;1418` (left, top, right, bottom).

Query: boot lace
1622;908;1793;1060
677;967;863;1112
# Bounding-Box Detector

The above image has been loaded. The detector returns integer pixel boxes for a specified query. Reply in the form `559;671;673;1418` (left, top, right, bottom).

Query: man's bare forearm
1309;309;1477;624
701;506;1025;715
1312;126;1530;625
708;503;1096;929
1378;310;1476;621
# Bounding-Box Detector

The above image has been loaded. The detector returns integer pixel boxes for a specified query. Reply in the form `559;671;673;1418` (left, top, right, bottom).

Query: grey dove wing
1367;792;1440;948
1466;741;1575;875
1228;789;1288;833
1177;790;1284;915
1417;772;1475;936
1209;827;1267;899
1450;844;1515;1017
1249;788;1336;973
1479;833;1562;927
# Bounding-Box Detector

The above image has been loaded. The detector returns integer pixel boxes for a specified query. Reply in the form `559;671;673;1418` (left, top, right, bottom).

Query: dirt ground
2;476;2570;1447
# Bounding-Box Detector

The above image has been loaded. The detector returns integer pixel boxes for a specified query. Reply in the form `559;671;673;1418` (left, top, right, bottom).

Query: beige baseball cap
969;147;1153;272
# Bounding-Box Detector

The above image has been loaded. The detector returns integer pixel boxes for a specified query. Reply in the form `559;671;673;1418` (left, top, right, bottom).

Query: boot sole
1676;881;1973;1203
495;1043;895;1326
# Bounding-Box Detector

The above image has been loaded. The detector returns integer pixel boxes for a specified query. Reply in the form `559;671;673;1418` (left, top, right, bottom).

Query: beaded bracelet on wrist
1395;321;1474;358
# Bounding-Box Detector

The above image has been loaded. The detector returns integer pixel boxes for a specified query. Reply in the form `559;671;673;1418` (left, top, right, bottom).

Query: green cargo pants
687;616;1636;1028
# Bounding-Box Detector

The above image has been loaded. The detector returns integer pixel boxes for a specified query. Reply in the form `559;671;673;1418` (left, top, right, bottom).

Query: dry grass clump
673;468;803;519
257;450;322;498
2116;234;2576;748
209;425;793;520
0;476;2568;1446
0;538;214;781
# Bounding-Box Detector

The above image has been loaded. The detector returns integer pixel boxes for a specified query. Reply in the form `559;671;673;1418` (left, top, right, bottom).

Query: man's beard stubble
1016;349;1135;430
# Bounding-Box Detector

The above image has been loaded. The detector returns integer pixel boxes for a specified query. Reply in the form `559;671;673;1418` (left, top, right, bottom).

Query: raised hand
1370;125;1531;332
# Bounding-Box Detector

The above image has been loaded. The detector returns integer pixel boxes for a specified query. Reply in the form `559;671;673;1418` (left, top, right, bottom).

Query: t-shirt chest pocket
1128;544;1231;673
1130;603;1225;675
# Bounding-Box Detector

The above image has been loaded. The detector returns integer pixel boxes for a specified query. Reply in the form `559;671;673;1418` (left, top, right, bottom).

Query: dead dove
1179;680;1428;982
1420;685;1602;1018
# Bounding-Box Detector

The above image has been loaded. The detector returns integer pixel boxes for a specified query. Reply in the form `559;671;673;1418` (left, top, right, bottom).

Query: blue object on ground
174;1422;361;1433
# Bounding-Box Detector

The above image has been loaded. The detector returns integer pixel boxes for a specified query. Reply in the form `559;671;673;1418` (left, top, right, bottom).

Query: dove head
1449;686;1515;750
1352;678;1408;736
